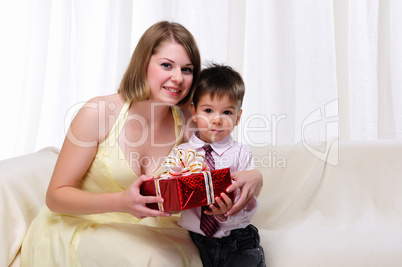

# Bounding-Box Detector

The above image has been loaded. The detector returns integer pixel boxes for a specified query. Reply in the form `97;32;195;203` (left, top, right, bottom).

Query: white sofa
1;141;402;266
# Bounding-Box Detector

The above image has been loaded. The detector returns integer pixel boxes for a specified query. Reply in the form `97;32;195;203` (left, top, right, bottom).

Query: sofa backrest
251;140;402;230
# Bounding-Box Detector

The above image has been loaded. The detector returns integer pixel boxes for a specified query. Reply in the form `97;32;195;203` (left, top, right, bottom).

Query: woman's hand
203;193;233;216
225;169;263;216
119;175;171;219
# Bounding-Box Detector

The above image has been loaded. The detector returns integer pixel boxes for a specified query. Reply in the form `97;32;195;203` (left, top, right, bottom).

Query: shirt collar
189;131;234;156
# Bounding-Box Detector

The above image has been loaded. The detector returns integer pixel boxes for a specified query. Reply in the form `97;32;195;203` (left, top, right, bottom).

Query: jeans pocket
236;237;257;250
227;245;265;267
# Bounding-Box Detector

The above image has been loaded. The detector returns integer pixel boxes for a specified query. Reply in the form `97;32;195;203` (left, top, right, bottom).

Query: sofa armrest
0;147;59;266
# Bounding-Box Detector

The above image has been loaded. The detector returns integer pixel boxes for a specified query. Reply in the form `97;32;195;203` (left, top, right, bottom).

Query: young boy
178;64;265;267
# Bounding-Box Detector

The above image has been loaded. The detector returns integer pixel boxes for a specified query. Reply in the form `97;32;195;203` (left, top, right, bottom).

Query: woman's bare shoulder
81;94;126;120
69;93;126;144
85;93;125;109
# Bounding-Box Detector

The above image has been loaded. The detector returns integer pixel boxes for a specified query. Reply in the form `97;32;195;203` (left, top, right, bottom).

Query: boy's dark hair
192;63;245;109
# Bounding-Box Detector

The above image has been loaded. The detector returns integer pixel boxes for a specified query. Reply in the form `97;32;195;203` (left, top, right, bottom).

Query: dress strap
114;100;131;137
171;106;184;146
102;100;131;144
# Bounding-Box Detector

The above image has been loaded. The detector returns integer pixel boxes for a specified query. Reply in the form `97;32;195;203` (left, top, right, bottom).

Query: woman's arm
46;98;170;219
225;169;263;216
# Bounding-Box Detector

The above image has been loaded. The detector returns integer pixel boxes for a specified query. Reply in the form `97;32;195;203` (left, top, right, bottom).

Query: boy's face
191;93;242;143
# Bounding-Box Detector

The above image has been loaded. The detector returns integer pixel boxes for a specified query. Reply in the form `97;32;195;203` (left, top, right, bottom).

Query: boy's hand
203;193;233;215
226;169;262;216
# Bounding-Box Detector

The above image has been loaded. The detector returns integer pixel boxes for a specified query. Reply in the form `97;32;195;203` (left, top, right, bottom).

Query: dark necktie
200;144;219;238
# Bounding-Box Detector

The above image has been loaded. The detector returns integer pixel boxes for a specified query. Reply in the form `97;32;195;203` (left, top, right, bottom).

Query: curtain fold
241;0;339;146
0;0;401;160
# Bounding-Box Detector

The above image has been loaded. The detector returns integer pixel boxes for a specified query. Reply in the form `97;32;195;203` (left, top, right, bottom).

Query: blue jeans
189;224;265;267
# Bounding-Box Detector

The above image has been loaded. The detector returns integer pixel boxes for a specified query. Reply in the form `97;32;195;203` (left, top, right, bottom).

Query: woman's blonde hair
118;21;201;106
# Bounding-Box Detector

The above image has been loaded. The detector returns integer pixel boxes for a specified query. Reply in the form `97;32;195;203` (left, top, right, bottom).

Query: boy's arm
226;144;263;216
227;169;262;215
215;145;259;222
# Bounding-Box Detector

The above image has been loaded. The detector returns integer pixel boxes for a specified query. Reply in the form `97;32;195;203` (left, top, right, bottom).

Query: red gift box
140;168;235;212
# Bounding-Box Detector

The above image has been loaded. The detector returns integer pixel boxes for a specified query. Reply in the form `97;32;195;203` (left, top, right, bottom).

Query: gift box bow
160;147;208;178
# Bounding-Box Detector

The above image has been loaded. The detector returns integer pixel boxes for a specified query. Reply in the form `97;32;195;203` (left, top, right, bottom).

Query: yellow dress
21;100;202;267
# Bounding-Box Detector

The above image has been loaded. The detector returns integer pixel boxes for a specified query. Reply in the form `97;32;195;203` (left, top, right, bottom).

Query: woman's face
147;41;194;105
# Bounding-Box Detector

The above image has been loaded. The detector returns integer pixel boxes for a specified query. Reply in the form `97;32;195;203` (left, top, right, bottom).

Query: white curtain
0;0;401;160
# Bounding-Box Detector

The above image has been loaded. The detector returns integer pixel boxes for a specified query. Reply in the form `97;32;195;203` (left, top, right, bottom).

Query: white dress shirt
178;131;258;238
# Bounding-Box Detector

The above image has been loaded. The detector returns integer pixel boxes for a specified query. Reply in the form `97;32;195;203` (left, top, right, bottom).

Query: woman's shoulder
81;94;126;119
70;93;126;144
85;93;125;110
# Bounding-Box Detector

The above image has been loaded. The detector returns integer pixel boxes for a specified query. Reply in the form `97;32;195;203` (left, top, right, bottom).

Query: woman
21;21;262;266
